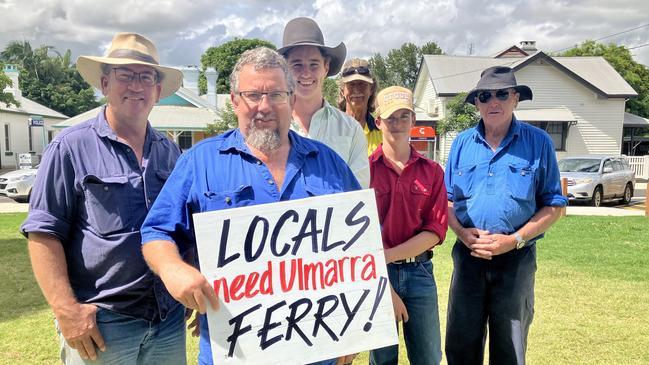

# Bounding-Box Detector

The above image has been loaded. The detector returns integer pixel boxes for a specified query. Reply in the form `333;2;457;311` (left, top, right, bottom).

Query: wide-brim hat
277;17;346;77
465;66;533;105
376;86;415;119
77;32;183;99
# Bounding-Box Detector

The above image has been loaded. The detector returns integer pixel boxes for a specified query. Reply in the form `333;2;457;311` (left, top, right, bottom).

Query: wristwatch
513;232;526;249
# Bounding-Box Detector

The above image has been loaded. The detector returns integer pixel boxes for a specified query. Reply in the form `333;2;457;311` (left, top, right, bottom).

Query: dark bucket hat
465;66;533;105
277;17;347;76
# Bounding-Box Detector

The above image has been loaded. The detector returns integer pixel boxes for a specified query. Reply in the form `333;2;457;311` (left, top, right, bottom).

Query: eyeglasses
342;66;370;77
238;91;292;105
112;67;158;86
477;89;514;104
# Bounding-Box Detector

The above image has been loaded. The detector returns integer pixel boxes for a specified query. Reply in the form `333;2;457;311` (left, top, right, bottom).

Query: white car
0;166;38;202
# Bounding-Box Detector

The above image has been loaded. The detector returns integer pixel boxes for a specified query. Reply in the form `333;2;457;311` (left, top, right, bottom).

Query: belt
391;250;433;264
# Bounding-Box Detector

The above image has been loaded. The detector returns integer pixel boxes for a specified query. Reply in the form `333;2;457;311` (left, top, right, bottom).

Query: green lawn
1;213;648;364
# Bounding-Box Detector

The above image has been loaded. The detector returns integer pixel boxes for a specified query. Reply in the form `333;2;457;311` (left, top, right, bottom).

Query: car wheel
620;183;633;205
591;186;603;207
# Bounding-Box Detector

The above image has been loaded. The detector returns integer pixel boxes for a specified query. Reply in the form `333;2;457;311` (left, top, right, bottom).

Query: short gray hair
230;47;295;93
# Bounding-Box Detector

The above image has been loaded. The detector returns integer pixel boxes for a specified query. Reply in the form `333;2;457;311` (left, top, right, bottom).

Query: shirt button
256;160;262;165
267;179;274;185
488;172;494;177
225;196;231;203
126;148;131;153
147;198;152;204
103;186;109;191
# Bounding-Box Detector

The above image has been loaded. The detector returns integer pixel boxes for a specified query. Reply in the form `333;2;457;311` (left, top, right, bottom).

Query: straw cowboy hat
77;32;183;98
277;17;346;76
465;66;533;105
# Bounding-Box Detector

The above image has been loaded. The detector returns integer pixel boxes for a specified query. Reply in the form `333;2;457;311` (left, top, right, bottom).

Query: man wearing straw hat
278;17;370;188
444;66;567;364
21;32;186;364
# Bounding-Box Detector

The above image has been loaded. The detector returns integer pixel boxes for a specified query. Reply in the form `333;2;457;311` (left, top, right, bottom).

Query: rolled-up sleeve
537;135;568;208
21;140;78;241
422;164;449;244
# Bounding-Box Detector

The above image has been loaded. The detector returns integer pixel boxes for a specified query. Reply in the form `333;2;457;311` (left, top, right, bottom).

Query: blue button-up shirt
444;117;567;241
141;128;360;365
21;107;181;321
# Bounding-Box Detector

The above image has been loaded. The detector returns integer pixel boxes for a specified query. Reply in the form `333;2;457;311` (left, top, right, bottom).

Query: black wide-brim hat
465;66;533;105
277;17;347;77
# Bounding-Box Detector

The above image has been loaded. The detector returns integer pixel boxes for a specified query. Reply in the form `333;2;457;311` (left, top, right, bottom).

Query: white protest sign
193;189;398;364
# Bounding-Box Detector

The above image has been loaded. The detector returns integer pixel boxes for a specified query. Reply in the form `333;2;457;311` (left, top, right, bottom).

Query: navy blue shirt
444;117;567;242
21;107;181;321
141;128;361;365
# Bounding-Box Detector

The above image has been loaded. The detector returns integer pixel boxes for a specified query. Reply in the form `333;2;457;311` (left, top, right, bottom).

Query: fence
626;155;649;180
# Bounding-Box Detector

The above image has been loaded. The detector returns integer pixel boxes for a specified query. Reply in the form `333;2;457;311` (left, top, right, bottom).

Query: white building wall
430;60;626;163
0;112;62;169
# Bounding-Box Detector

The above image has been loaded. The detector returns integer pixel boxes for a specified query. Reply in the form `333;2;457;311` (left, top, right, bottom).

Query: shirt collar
473;114;521;143
369;143;423;165
365;113;379;131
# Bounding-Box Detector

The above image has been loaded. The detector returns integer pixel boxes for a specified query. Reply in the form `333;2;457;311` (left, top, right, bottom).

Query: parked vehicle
0;166;38;202
558;156;635;207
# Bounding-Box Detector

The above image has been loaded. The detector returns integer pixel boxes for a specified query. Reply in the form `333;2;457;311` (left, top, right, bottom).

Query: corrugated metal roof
422;52;637;98
0;95;68;119
54;105;218;131
515;107;577;122
623;112;649;127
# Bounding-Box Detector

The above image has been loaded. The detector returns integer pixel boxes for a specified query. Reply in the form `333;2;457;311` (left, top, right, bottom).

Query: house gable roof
0;95;68;119
420;51;637;99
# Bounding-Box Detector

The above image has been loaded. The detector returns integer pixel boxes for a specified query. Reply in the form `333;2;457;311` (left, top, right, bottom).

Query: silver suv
558;155;635;207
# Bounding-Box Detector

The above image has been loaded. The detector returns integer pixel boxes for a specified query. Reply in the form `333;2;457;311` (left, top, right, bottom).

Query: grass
1;213;648;364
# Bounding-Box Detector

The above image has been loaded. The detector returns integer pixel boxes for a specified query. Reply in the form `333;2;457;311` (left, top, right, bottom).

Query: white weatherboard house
55;67;228;151
1;64;68;169
413;41;638;164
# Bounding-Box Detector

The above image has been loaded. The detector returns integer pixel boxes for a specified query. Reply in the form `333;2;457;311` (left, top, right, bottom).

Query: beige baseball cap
340;58;373;84
376;86;414;119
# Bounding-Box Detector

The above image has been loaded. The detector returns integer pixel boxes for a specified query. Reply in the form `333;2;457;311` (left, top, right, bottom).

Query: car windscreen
558;159;600;173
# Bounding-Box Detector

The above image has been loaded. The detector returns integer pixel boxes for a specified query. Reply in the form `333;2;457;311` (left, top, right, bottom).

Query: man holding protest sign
140;47;372;365
369;86;448;365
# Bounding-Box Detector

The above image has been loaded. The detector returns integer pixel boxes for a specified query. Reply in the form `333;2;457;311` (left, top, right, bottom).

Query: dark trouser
445;240;536;365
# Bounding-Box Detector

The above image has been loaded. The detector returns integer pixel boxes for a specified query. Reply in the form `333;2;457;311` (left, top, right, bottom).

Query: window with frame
178;131;193;151
529;121;568;151
4;124;9;151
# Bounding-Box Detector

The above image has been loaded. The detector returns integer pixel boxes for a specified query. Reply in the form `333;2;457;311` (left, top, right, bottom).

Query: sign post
193;190;398;364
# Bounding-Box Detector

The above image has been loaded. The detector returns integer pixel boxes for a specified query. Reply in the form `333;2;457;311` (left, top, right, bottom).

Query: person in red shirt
369;86;448;365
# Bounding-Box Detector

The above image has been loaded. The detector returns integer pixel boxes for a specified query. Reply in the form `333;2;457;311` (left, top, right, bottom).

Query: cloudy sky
1;0;648;70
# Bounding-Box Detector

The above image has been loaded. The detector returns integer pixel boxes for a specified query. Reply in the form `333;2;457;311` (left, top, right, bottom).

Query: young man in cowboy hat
21;32;186;364
338;58;382;156
278;17;369;188
444;66;567;364
369;86;448;365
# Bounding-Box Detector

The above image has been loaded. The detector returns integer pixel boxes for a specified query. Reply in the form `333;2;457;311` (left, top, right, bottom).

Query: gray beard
245;120;281;153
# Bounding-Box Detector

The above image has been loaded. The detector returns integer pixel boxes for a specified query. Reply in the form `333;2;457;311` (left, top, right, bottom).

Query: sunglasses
342;66;370;77
477;89;514;104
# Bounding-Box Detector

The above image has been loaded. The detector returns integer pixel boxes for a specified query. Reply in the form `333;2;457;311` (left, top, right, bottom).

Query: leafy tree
206;100;237;136
323;77;339;106
369;41;444;90
436;92;479;135
1;41;99;116
200;38;276;94
558;40;649;118
0;62;20;107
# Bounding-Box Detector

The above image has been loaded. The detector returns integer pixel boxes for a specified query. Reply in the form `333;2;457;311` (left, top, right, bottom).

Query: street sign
28;115;44;127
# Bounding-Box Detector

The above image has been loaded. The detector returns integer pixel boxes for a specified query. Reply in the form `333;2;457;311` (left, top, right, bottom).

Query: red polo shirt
369;145;448;249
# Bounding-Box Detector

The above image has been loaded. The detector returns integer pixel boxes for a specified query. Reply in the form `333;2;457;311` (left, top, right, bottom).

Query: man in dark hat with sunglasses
21;33;185;364
278;17;369;188
444;66;567;364
338;58;382;155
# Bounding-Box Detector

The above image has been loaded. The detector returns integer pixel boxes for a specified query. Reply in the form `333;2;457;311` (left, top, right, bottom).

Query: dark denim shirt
21;107;181;321
444;117;567;243
140;128;361;365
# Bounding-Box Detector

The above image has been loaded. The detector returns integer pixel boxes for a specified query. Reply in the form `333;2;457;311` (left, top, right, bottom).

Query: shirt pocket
507;163;536;201
410;179;432;210
303;175;340;197
82;174;134;236
202;185;255;210
452;164;477;201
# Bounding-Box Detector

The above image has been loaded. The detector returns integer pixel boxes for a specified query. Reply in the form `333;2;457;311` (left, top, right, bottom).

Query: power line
629;42;649;50
553;22;649;53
